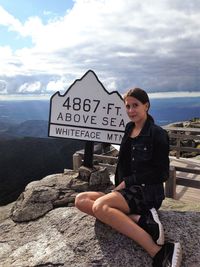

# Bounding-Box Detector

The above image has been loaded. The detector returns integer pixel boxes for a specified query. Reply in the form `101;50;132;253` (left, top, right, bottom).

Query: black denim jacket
115;116;170;187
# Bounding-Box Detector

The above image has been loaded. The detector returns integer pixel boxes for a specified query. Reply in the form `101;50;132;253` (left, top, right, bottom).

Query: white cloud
46;78;69;92
0;80;7;93
0;6;22;29
0;0;200;96
0;45;13;59
18;81;42;93
103;78;117;92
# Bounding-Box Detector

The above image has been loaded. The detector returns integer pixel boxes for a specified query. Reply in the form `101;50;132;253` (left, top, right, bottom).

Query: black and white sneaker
152;242;182;267
138;208;164;245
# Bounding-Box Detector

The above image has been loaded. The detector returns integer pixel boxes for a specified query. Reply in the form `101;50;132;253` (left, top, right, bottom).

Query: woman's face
125;96;148;123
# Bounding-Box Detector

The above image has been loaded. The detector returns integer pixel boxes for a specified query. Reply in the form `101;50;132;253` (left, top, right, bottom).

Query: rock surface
10;168;112;222
0;207;199;267
0;170;200;267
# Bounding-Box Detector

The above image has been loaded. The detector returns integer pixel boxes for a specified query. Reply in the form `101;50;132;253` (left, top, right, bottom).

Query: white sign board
48;70;130;144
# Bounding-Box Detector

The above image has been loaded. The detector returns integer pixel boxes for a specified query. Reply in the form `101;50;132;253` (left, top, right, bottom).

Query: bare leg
75;192;141;223
91;191;161;258
75;192;141;222
75;191;105;216
129;214;141;223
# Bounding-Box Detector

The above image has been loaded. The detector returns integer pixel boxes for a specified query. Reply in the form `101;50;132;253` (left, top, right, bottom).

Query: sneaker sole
172;242;182;267
150;208;164;245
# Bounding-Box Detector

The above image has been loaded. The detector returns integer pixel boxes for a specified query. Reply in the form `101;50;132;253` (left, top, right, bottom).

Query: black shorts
118;185;163;215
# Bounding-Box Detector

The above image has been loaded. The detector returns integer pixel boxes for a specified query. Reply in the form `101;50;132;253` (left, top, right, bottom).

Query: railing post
165;166;176;199
73;153;82;171
176;137;181;159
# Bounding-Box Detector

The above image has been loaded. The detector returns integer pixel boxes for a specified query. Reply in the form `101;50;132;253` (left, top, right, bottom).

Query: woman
75;88;182;267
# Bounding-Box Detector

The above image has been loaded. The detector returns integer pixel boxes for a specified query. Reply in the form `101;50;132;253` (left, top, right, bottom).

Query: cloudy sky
0;0;200;99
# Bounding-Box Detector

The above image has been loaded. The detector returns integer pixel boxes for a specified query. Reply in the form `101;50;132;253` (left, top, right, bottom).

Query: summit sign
48;70;129;144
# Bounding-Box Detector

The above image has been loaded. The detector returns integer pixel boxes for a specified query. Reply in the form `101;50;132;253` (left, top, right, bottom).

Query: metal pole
83;141;94;168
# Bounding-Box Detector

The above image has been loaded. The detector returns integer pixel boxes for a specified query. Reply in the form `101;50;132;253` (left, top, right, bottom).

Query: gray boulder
1;169;199;266
10;168;112;222
0;207;199;267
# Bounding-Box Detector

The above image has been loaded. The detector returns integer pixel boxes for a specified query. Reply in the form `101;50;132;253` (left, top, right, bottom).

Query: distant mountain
0;120;85;205
0;136;85;205
0;100;49;125
0;118;107;205
3;120;49;138
0;120;18;133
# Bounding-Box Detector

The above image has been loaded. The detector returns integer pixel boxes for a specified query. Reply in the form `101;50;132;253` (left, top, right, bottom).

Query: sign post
48;70;129;168
83;141;94;168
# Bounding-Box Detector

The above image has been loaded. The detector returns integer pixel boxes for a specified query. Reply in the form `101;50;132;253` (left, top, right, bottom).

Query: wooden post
83;141;94;168
73;153;82;171
165;166;176;199
176;137;181;158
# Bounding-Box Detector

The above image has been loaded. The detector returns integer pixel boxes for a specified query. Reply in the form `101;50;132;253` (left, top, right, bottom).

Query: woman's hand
113;181;125;191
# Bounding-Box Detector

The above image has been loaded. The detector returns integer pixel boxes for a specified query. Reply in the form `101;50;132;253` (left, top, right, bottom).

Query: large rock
10;171;77;222
1;169;199;266
0;207;199;267
10;168;113;222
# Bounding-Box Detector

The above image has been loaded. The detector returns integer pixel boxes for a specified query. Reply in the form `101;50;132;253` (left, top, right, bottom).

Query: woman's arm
113;181;126;191
124;128;169;186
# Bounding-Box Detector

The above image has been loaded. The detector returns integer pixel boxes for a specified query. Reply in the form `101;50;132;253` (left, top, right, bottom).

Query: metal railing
163;126;200;158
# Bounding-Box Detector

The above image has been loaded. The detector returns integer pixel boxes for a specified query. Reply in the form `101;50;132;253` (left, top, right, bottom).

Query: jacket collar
140;115;154;136
127;115;154;137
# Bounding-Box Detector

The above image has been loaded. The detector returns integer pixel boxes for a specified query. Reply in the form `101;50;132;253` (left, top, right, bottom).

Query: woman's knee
75;192;88;209
92;199;109;218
